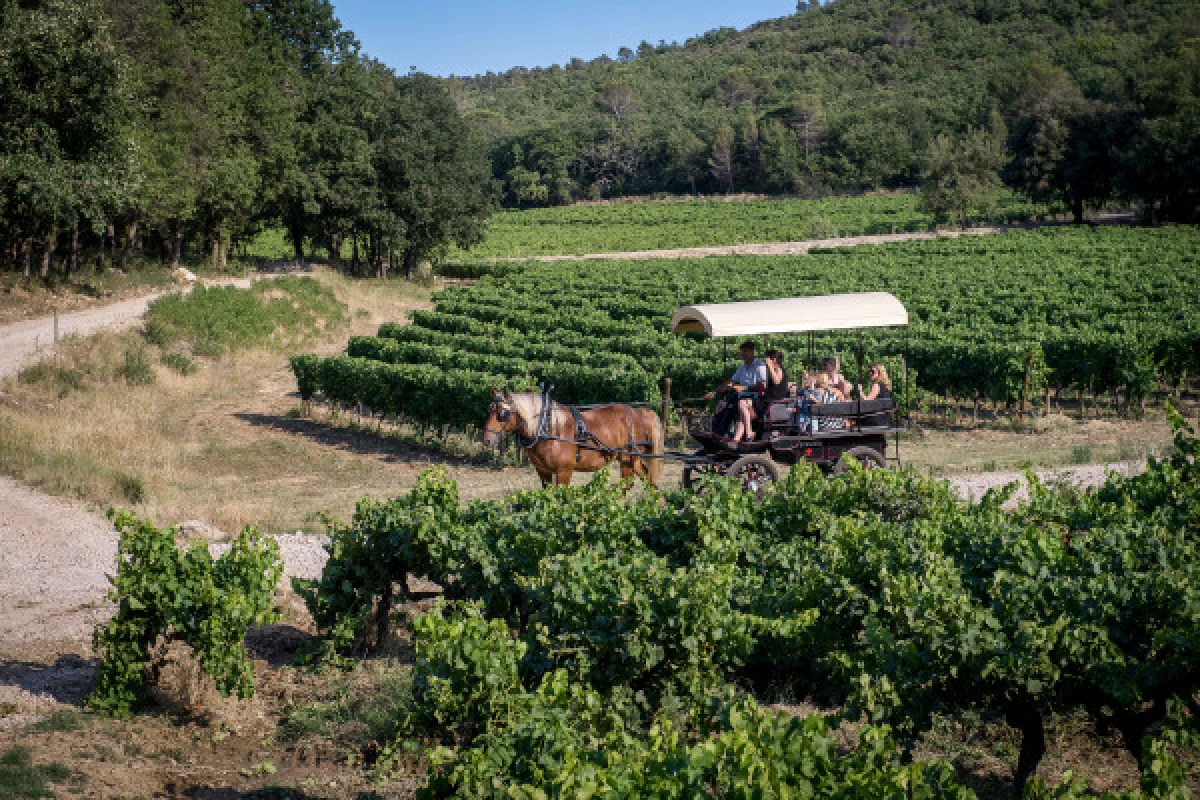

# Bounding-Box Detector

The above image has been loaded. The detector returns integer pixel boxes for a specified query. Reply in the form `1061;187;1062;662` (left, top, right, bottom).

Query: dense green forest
459;0;1198;219
1;0;1196;282
0;0;493;279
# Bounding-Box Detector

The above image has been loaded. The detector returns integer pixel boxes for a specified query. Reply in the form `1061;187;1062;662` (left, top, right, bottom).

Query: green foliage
303;227;1198;426
422;681;974;800
144;277;344;357
120;346;155;386
457;191;1045;259
88;510;282;715
293;468;461;654
303;414;1200;793
920;125;1006;227
460;0;1194;217
0;747;74;800
159;351;197;376
409;601;527;742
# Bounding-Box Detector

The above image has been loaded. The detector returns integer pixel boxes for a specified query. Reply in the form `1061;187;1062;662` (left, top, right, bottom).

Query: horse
482;390;665;487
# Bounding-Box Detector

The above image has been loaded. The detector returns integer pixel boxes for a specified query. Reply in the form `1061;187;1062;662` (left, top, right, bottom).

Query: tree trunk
1006;701;1045;794
329;232;342;269
127;220;140;257
1072;196;1084;225
403;247;419;281
169;229;183;269
40;231;56;280
288;217;304;261
21;238;32;280
67;221;79;277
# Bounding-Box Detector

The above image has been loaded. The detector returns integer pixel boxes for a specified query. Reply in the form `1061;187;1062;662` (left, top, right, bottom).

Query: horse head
482;389;518;448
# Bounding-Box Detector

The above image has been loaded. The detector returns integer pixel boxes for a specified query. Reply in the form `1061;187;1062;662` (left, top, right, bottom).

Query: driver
704;341;767;437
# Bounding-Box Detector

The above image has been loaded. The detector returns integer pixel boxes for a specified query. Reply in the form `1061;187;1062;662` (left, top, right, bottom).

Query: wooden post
1045;388;1052;416
1019;348;1032;421
661;377;672;440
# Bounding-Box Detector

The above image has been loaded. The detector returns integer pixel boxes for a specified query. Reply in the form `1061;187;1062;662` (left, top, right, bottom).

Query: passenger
812;373;846;431
856;363;893;427
820;356;852;399
793;371;817;432
736;349;789;441
705;341;767;440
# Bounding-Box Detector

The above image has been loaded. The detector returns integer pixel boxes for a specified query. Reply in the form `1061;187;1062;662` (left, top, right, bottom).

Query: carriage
669;293;909;495
484;292;909;496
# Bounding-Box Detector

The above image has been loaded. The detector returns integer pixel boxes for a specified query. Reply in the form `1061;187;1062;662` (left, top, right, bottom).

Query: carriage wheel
682;451;724;492
725;455;780;500
833;446;887;475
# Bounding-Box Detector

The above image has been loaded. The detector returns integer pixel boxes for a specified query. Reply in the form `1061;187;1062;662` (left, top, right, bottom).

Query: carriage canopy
669;292;908;338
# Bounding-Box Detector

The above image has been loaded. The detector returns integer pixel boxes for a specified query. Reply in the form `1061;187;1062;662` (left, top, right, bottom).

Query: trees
371;73;495;279
920;125;1004;228
0;0;135;277
709;126;736;194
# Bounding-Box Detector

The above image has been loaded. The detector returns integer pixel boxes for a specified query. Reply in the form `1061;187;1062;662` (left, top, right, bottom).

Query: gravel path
0;276;263;380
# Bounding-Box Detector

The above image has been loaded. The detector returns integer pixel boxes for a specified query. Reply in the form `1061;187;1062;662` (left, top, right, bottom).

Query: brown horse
482;390;664;487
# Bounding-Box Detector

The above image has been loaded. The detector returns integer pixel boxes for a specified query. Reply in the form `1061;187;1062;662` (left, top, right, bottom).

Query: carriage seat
811;398;896;419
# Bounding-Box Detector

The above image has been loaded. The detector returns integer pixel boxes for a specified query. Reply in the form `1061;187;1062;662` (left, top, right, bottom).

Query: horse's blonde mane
506;391;569;439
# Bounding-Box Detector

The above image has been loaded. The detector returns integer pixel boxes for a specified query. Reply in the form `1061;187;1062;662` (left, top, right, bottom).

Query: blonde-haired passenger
856;363;894;428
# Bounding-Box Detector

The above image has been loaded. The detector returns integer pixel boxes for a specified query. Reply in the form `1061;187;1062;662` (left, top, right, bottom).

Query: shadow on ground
0;654;98;705
183;787;384;799
233;411;498;468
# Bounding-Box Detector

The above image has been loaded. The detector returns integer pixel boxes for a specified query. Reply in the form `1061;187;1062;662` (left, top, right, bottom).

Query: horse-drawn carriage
670;293;908;495
484;292;909;496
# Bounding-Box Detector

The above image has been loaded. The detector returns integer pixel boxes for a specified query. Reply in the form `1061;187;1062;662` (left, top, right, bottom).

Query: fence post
1019;348;1032;421
660;377;672;440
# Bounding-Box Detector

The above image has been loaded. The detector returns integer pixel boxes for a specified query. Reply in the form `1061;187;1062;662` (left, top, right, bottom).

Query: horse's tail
643;409;665;487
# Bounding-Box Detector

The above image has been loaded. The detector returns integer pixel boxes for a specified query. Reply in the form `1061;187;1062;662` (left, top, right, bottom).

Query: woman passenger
856;363;893;427
820;356;851;400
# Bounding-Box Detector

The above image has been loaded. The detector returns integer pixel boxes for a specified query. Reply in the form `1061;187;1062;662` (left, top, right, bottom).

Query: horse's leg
620;457;635;481
554;466;574;485
535;467;553;488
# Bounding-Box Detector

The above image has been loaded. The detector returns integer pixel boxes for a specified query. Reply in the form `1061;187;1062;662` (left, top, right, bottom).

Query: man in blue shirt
704;341;767;439
705;341;768;399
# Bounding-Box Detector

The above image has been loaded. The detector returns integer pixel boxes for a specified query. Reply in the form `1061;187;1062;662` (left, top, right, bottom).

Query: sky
330;0;798;77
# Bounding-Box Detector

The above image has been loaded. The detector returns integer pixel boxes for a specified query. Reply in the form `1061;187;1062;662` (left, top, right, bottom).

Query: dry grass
901;413;1181;476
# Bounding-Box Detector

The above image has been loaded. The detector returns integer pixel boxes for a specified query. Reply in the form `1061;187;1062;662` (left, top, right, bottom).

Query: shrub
160;352;197;376
121;346;155;386
89;511;282;715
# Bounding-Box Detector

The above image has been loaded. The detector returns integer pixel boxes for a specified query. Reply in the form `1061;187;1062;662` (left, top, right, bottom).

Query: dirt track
0;277;266;380
510;224;1012;262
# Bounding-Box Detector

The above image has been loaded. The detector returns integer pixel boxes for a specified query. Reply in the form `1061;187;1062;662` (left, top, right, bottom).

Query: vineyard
294;226;1200;430
278;410;1200;796
453;191;1055;259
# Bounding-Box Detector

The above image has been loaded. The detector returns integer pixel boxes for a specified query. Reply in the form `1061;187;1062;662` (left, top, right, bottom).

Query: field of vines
293;226;1200;430
454;191;1055;258
279;410;1200;796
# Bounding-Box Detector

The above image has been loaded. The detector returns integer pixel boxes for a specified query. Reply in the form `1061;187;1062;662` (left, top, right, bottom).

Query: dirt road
0;276;263;380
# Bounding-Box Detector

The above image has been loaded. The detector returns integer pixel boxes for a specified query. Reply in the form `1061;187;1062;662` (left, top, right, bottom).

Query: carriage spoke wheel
725;455;780;500
833;446;887;475
682;450;724;492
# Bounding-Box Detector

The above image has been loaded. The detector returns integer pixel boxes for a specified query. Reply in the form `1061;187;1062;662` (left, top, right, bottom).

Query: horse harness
515;388;652;463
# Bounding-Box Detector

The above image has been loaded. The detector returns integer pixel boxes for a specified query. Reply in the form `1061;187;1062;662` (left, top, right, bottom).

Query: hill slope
454;0;1197;211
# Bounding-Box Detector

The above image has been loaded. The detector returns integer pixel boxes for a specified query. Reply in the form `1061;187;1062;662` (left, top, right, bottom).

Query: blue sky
331;0;798;77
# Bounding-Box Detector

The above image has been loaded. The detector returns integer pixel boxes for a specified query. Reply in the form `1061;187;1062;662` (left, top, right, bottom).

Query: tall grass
143;276;345;356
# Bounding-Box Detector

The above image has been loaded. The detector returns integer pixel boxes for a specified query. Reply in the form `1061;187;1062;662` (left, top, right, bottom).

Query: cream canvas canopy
670;292;908;338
